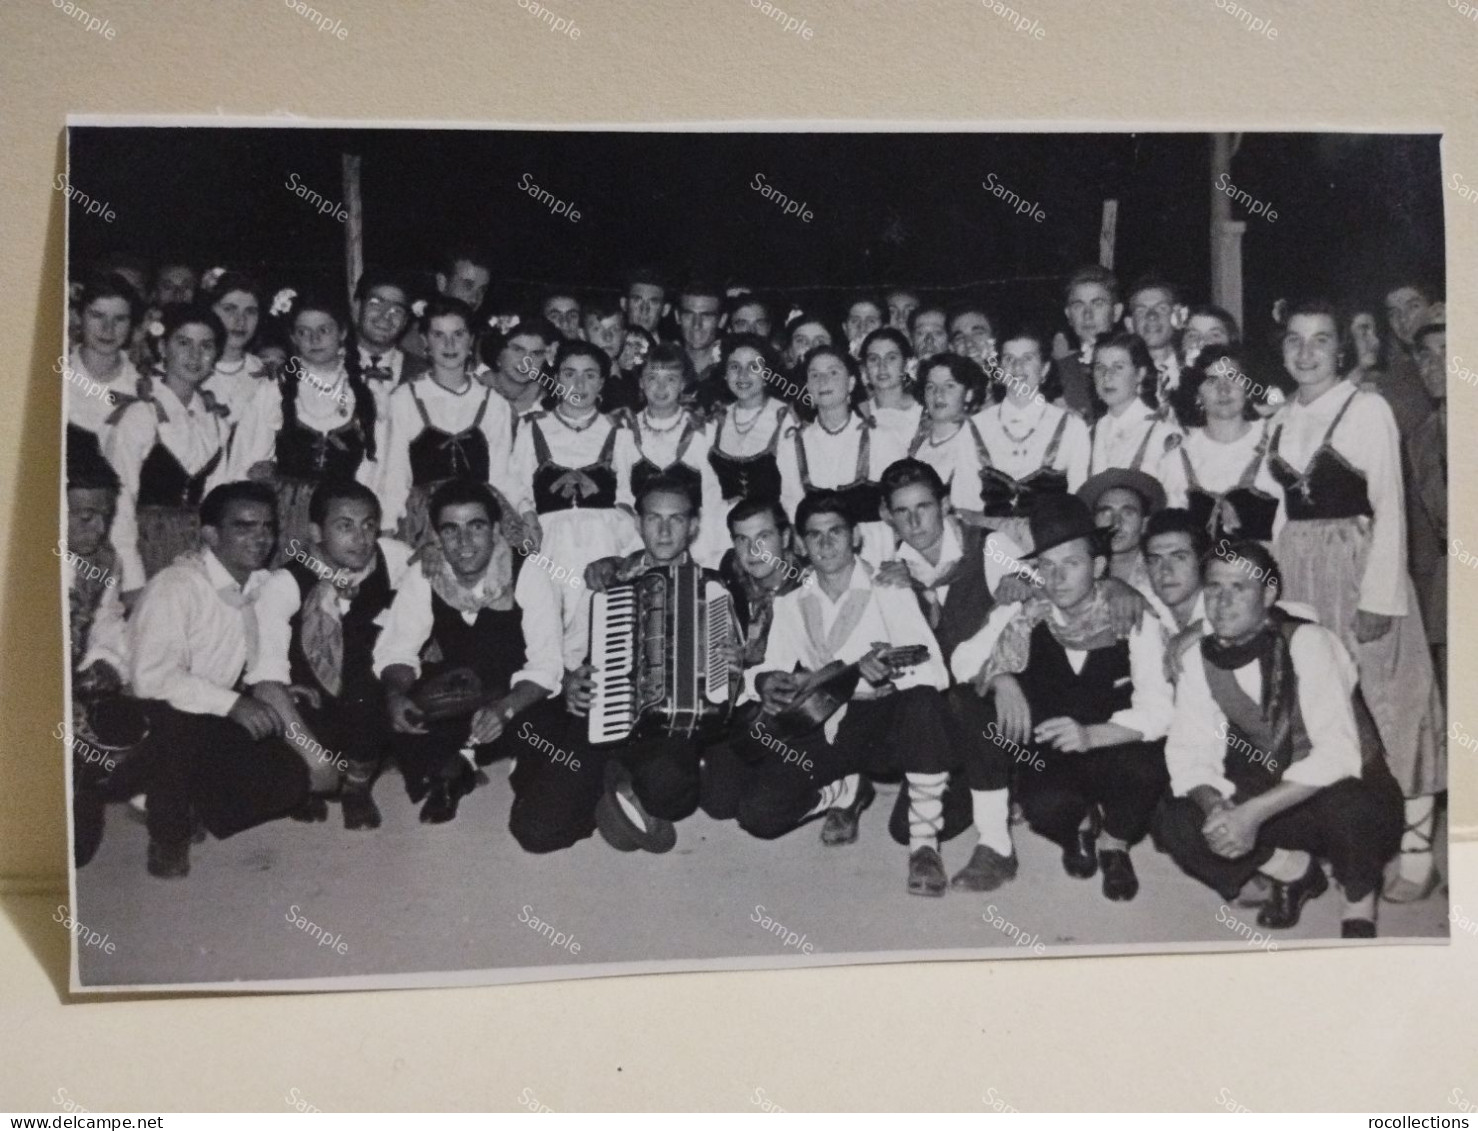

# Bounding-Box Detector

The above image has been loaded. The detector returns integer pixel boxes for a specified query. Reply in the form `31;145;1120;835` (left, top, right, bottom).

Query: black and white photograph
58;122;1450;992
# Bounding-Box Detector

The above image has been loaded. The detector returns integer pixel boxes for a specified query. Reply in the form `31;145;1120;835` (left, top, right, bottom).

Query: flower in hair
411;299;427;318
200;266;227;293
492;313;521;334
146;319;165;339
270;287;297;317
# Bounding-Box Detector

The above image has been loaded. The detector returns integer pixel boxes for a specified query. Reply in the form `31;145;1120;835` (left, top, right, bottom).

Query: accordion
587;563;737;745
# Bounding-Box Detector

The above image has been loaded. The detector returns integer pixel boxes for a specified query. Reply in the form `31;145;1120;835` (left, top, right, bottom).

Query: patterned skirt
1273;516;1445;796
138;505;201;578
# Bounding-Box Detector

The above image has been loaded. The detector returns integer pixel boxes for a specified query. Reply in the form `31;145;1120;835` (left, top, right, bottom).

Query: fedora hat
1021;494;1113;560
1075;467;1167;515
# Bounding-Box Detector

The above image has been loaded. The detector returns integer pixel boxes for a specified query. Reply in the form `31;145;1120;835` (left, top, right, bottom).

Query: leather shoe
907;846;947;897
1062;815;1099;879
146;838;190;879
950;844;1018;893
820;777;875;847
1257;859;1328;929
341;783;382;831
290;794;330;823
419;769;474;825
1341;918;1377;939
1235;874;1273;907
1098;848;1139;901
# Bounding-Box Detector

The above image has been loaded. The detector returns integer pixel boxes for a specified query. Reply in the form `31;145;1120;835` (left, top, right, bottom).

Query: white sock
971;789;1013;855
1260;848;1311;882
804;773;859;819
458;746;477;769
907;771;948;852
1398;796;1436;881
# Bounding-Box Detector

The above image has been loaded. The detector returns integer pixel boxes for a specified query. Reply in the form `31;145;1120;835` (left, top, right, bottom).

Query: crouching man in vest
951;494;1174;902
373;480;565;826
1157;541;1403;937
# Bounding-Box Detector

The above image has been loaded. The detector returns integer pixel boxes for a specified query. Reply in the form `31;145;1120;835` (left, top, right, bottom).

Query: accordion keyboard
588;585;638;743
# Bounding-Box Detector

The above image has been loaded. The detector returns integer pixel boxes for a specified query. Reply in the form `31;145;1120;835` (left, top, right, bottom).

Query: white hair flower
493;313;521;334
411;299;427;319
146;319;165;339
200;266;227;293
270;287;297;317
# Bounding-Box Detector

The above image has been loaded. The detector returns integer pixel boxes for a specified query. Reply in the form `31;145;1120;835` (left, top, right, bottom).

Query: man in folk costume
746;490;958;896
952;494;1174;902
1156;543;1404;937
63;446;140;867
374;479;565;829
127;482;313;879
252;481;415;831
567;474;740;853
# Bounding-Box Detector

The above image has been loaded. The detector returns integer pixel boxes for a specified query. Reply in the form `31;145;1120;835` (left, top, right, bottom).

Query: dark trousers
1155;769;1404;903
947;684;1013;792
136;702;310;847
507;702;704;855
712;686;956;841
300;694;386;777
1014;738;1168;851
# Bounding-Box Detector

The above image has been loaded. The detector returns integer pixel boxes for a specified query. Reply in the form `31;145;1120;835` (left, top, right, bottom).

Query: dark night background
66;128;1444;368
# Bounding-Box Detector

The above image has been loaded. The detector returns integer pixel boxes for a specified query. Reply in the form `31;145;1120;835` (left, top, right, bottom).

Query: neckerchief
977;579;1121;686
1200;608;1307;762
414;535;515;616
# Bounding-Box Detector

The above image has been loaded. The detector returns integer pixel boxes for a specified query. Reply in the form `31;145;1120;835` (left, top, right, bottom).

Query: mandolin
766;645;929;739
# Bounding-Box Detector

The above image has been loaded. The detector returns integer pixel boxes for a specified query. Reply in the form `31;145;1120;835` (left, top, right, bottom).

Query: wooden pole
1099;199;1118;270
342;153;363;306
1210;133;1246;329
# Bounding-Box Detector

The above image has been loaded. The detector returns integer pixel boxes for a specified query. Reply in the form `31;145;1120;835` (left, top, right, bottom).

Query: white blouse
64;347;140;437
202;353;268;426
706;398;793;462
1088;399;1182;481
509;410;641;515
103;381;231;592
909;422;987;512
868;401;924;447
1160;422;1284;517
776;412;908;521
972;400;1090;490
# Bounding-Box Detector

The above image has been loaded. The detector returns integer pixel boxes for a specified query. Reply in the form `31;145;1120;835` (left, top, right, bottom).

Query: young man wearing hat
1078;467;1167;607
951;494;1174;901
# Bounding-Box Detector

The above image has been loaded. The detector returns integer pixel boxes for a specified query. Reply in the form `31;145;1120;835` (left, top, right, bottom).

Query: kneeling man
951;494;1173;902
1157;542;1403;937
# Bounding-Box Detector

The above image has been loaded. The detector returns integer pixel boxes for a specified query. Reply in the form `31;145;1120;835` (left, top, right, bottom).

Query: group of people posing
62;250;1447;940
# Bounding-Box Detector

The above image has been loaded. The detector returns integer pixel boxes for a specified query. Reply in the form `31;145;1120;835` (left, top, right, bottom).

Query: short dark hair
879;457;947;505
635;472;700;516
200;481;277;529
677;280;724;307
800;344;860;382
201;269;262;308
417;295;477;336
308;480;382;527
480;313;560;370
624;266;668;295
1091;330;1159;410
1141;507;1211;562
783;312;841;351
859;326;913;362
438;244;492;278
1209;538;1282;600
642;341;698;389
429;479;500;529
845;294;885;320
795;490;855;534
77;271;143;328
157;302;227;357
1384;275;1444;305
1186;303;1242;345
726;497;790;535
725;291;775;324
907;303;947;334
1063;264;1120;305
946;301;995;332
912;351;989;410
1127;273;1180;306
582;294;624;322
1176;346;1266;425
552;338;613;383
353;267;410;304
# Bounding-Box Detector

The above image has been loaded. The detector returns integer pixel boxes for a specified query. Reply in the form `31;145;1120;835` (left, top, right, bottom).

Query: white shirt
249;537;416;686
379;376;521;530
972;400;1091;490
949;600;1174;743
748;561;949;734
370;553;564;697
1164;622;1362;797
1088;400;1181;480
64;348;140;438
103;382;232;592
893;519;965;605
911;422;987;512
201;353;268;426
1269;381;1407;616
128;548;272;717
357;345;412;496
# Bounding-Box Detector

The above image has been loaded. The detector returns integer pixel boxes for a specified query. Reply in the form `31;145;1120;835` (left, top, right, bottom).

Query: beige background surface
0;0;1473;1112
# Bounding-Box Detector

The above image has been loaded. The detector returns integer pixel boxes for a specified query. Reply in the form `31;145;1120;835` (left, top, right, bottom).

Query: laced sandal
1382;815;1439;903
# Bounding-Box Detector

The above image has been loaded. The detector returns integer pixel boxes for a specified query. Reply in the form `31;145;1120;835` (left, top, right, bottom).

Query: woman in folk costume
103;303;232;602
1268;300;1444;903
624;342;726;567
777;345;908;566
198;268;270;427
508;339;641;655
1086;330;1182;482
907;353;991;520
1159;346;1284;544
66;272;146;464
226;288;379;565
706;333;797;510
967;323;1091;550
860;327;923;447
378;297;527;548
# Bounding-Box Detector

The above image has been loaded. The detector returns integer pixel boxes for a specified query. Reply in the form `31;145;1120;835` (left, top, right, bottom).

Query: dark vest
276;415;367;482
286;546;397;703
708;405;787;504
1267;394;1372;521
1013;622;1133;738
407;383;492;487
931;523;996;662
530;417;620;513
138;443;223;509
422;556;527;698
